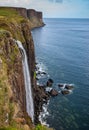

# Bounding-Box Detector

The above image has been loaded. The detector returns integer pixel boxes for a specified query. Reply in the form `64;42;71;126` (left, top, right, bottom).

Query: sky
0;0;89;18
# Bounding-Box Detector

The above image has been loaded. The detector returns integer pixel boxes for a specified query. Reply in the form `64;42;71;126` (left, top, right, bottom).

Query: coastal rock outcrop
27;9;45;28
0;7;45;29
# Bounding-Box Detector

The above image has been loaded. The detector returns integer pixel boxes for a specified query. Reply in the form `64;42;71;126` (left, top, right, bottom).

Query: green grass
0;7;29;25
0;7;22;19
0;8;28;42
35;124;53;130
0;8;17;16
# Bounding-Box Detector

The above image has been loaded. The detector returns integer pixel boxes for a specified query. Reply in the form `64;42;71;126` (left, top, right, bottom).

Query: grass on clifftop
0;7;28;42
0;7;23;21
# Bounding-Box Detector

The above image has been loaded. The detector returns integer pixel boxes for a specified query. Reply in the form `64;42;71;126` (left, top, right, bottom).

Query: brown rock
50;89;59;96
61;90;70;95
65;85;74;90
46;79;54;87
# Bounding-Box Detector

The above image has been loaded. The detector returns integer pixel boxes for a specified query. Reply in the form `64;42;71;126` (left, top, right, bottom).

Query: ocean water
32;18;89;130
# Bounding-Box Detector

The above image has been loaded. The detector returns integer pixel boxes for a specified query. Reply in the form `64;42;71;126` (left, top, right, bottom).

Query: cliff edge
0;7;52;130
27;9;45;28
0;7;45;29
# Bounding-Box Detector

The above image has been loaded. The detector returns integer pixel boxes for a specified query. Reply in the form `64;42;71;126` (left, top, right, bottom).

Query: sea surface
32;18;89;130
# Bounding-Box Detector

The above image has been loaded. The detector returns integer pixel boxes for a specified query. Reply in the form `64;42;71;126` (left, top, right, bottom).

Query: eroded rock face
0;9;36;128
34;86;50;124
27;9;45;28
15;7;28;18
0;7;46;127
0;32;27;127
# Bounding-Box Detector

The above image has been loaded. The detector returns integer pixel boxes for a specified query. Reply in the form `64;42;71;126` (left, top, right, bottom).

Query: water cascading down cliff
16;40;34;122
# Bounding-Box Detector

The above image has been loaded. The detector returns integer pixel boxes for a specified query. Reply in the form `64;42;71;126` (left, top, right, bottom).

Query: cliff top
0;7;44;30
0;7;26;22
0;7;32;42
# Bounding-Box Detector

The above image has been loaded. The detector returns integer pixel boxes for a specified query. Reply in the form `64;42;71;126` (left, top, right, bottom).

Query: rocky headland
0;7;45;29
0;7;52;130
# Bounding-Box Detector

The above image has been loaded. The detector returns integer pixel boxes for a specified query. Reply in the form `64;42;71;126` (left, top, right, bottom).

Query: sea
32;18;89;130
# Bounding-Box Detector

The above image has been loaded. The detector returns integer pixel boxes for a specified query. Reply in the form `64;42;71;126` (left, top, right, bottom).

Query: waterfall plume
16;40;34;122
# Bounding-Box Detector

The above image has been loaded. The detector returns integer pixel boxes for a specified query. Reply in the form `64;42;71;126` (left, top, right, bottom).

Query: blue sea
32;18;89;130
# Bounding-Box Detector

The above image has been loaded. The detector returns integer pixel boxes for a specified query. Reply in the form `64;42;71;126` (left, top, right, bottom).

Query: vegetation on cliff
0;7;52;130
0;7;34;130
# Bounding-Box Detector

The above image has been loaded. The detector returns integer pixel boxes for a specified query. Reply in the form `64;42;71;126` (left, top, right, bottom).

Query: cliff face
27;9;45;28
0;7;52;130
0;8;35;130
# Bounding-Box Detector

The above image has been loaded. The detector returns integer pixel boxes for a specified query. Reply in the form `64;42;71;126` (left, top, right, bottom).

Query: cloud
0;0;30;7
0;0;89;18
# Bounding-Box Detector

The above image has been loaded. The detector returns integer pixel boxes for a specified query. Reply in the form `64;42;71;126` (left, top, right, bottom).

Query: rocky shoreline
33;61;75;125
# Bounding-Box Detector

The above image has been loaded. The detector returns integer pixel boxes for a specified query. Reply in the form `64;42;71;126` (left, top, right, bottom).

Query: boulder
61;90;70;95
41;72;46;75
46;79;54;87
49;89;59;96
58;84;64;88
65;85;74;90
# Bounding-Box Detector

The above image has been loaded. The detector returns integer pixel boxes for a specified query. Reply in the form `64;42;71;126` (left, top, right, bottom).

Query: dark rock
37;71;41;75
34;86;50;124
46;78;54;87
58;84;64;87
48;79;54;83
61;90;70;95
35;62;38;65
41;72;46;75
49;89;59;96
36;77;39;80
65;85;74;90
36;71;46;76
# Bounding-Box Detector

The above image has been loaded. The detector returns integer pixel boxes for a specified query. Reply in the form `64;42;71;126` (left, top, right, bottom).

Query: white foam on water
58;83;75;95
45;87;53;92
68;89;73;94
35;59;49;79
39;100;50;127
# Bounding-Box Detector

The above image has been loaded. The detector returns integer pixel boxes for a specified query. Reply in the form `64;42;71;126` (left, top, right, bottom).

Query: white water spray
16;40;34;122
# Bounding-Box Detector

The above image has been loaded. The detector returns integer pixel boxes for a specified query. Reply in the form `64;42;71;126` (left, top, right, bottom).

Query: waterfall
16;40;34;122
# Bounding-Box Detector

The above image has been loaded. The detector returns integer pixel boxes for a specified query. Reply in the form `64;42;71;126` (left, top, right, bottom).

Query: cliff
0;7;52;130
0;7;45;29
27;9;45;28
0;7;35;130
